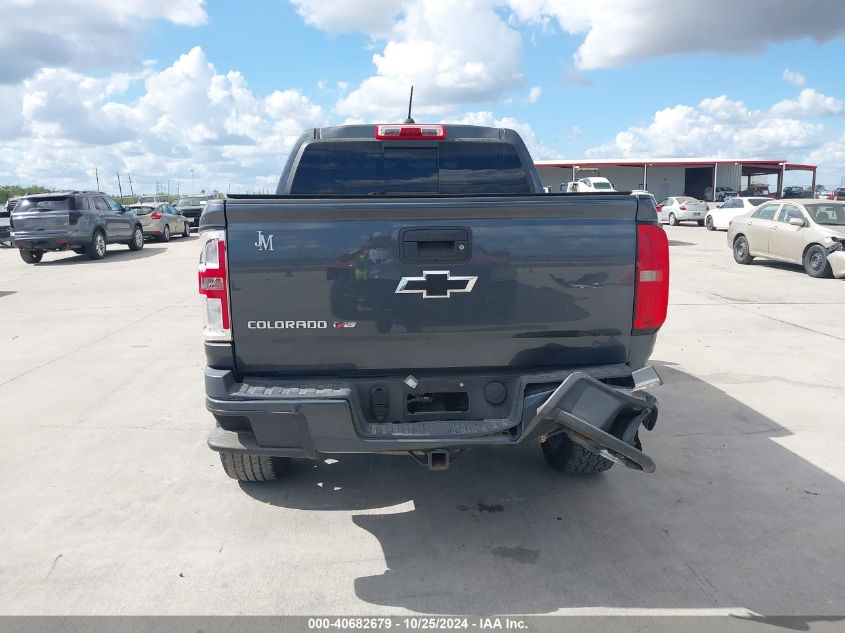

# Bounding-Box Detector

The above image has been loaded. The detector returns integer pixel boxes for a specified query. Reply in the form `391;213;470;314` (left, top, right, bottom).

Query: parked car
705;186;737;202
137;194;162;204
832;187;845;201
201;123;668;482
0;197;18;246
782;186;806;199
656;196;707;225
740;186;771;197
727;199;845;277
126;202;190;241
704;196;770;231
11;191;144;263
174;196;207;229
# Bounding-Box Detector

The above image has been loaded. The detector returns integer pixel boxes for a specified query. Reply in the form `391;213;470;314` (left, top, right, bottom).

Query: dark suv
174;196;207;230
11;191;144;264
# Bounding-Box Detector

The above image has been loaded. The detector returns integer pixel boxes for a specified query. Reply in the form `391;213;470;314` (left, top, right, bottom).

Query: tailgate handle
401;228;470;263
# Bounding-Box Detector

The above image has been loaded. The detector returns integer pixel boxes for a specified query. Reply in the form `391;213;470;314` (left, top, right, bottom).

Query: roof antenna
404;85;415;124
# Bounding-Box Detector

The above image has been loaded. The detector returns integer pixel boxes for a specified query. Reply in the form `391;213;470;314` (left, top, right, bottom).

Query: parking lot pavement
0;226;843;617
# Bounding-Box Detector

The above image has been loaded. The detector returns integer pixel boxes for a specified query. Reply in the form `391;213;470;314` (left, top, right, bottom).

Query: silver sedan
126;202;190;242
727;199;845;277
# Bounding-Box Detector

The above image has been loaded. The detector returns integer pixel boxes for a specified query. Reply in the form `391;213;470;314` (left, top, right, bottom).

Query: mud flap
528;370;660;473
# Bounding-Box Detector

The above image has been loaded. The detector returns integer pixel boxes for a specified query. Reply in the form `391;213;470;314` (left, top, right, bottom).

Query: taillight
679;205;687;211
198;230;231;342
633;224;669;333
151;212;162;219
375;124;445;140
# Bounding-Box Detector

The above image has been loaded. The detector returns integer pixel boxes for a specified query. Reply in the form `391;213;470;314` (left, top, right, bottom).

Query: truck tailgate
224;196;639;375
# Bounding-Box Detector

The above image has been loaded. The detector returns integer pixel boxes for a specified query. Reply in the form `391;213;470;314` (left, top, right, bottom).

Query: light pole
191;169;195;195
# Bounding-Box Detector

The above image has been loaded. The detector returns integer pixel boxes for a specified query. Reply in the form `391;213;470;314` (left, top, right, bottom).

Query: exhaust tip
427;449;450;471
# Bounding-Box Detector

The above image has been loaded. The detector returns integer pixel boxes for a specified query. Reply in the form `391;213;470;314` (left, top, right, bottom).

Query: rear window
290;141;530;195
131;206;155;215
16;196;75;212
177;197;203;206
591;180;613;190
675;196;696;203
749;198;769;206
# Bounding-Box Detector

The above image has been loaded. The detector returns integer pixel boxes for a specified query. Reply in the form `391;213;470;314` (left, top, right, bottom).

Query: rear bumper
205;365;660;468
12;231;86;251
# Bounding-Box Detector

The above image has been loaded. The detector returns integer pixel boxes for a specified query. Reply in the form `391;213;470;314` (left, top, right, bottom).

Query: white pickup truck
562;177;615;193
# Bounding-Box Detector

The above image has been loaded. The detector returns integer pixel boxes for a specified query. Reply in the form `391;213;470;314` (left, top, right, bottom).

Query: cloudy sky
2;0;845;194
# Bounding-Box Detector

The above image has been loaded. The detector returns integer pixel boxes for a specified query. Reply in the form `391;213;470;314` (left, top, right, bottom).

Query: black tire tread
541;435;614;475
219;452;290;481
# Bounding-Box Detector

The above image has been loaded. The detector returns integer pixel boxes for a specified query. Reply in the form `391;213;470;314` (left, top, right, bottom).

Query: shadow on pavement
34;246;166;266
242;365;844;615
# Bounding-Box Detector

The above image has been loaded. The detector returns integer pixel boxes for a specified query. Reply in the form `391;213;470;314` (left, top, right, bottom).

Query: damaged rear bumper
205;365;661;471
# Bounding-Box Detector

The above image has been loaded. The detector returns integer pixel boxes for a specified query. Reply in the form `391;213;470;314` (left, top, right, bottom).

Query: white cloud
783;68;806;86
586;91;842;159
527;86;542;104
807;132;845;181
505;0;845;70
0;0;207;83
289;0;404;36
770;88;842;117
296;0;524;120
0;47;326;193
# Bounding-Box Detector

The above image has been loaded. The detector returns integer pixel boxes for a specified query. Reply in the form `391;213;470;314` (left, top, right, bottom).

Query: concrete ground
0;226;843;617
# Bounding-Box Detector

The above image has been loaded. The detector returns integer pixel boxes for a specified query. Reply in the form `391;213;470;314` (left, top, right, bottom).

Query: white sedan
704;196;771;231
656;196;707;226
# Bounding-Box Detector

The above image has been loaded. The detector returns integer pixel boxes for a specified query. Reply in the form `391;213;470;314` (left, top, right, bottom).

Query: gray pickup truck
199;124;669;481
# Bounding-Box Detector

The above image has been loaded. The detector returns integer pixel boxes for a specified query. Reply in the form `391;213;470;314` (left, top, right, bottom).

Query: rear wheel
86;230;106;260
19;249;43;264
803;244;833;278
161;225;171;242
696;220;704;227
541;434;614;474
182;222;190;238
128;225;144;251
733;235;753;264
705;216;715;231
219;453;290;482
668;213;678;226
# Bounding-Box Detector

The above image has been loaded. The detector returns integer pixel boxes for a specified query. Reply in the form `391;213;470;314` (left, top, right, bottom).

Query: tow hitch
529;367;662;473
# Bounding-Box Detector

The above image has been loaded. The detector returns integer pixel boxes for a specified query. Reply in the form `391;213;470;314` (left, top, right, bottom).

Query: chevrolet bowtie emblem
395;271;478;299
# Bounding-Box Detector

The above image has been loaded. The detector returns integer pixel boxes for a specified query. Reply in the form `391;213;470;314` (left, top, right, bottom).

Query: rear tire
541;434;614;474
19;249;43;264
127;225;144;251
733;235;753;264
219;452;290;482
668;213;678;226
161;225;171;242
697;220;704;227
182;223;190;238
705;216;715;231
86;230;106;260
803;244;833;278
